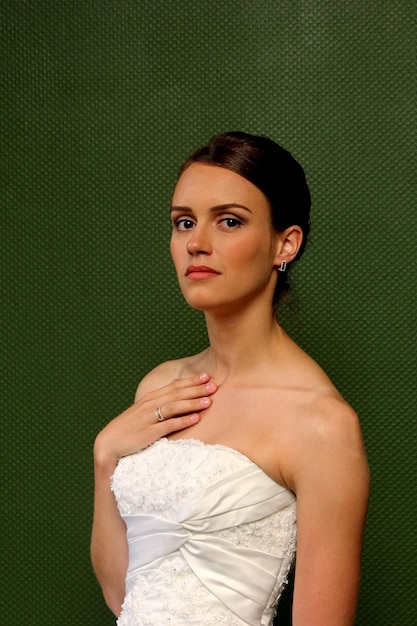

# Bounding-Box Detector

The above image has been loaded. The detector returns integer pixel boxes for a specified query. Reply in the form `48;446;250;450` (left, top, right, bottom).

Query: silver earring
278;260;287;272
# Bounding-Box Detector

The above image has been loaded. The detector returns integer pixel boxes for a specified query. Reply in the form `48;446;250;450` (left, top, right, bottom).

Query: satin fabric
122;463;296;626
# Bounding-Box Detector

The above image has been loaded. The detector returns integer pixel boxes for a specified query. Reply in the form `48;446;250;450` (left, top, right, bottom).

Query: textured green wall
2;2;416;624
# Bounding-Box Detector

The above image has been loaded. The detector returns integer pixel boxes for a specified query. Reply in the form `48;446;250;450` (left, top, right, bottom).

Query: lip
185;265;220;280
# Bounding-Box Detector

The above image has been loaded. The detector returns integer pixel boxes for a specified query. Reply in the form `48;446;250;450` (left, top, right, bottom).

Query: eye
174;218;195;231
219;217;243;229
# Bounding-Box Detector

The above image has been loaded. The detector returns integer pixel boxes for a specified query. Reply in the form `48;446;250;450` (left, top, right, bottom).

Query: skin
91;163;370;624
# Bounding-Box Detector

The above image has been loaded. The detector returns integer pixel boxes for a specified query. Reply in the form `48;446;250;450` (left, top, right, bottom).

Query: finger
165;376;217;404
152;393;213;423
157;395;213;421
154;406;165;422
173;371;211;385
142;374;217;420
149;372;215;401
156;411;201;435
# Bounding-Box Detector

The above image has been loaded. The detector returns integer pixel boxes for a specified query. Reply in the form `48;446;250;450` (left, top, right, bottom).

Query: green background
2;1;416;624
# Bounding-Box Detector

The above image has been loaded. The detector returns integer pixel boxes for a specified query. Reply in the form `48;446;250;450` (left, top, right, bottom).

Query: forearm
91;452;128;616
292;568;360;626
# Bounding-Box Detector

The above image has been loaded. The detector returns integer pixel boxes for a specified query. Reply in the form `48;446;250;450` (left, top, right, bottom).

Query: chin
179;284;217;309
182;294;243;316
182;295;215;311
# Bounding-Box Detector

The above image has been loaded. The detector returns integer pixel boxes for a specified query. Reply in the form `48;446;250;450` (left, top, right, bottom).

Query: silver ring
155;406;165;422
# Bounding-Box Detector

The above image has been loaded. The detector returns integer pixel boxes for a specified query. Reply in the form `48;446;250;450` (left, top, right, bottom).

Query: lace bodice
111;438;297;626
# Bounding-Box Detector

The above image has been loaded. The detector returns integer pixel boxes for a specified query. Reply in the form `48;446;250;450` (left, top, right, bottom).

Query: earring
278;260;287;272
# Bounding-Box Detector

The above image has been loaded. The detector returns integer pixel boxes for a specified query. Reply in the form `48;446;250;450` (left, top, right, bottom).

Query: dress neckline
160;437;292;493
162;436;255;465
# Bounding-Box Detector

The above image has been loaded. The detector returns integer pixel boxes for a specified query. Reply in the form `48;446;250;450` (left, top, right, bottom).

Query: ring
155;406;165;422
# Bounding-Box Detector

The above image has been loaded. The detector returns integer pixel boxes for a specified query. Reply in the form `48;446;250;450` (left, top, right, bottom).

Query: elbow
103;589;124;618
91;557;125;617
91;538;127;617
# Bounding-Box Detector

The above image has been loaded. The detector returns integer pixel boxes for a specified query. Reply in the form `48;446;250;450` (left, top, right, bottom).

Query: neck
201;302;285;384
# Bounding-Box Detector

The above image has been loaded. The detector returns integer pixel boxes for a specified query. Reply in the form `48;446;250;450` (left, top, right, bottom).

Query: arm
91;451;128;616
90;369;217;616
289;402;370;625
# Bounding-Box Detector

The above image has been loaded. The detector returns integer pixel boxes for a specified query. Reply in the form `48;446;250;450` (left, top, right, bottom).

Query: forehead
172;163;269;211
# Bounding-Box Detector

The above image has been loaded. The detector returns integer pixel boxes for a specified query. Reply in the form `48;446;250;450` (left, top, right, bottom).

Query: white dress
111;438;297;626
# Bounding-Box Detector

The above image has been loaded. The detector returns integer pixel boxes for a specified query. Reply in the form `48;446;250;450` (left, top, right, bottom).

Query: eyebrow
170;203;252;214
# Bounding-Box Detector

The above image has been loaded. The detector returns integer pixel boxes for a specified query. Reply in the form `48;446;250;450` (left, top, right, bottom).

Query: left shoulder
285;391;369;498
278;334;367;457
305;392;365;450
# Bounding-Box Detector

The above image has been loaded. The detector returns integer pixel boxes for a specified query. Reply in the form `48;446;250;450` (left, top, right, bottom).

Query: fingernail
200;398;211;407
189;413;199;424
199;372;209;382
205;382;216;392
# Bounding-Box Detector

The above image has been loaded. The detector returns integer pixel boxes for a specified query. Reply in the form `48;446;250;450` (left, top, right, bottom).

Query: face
170;163;281;314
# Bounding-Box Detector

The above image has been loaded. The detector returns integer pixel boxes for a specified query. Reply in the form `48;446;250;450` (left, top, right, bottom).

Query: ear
273;225;303;268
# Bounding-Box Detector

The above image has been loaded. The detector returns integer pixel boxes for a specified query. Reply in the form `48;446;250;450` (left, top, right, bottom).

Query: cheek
231;239;276;282
232;239;270;264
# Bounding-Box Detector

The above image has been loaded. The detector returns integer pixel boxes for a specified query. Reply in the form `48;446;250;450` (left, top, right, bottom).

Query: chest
170;386;294;484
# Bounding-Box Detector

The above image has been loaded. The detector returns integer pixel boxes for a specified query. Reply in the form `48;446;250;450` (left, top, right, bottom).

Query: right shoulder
134;358;191;402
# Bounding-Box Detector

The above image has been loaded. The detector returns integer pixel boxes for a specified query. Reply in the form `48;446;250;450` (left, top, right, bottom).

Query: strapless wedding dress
111;438;296;626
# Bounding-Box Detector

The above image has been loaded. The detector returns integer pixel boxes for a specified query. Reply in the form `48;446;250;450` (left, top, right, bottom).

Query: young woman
91;131;369;626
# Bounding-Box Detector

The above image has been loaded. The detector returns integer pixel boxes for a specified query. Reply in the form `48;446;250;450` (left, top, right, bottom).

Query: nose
186;224;212;255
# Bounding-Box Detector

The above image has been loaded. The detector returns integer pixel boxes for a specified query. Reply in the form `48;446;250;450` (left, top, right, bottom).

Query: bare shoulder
134;352;205;401
285;390;370;500
298;392;365;450
280;337;367;463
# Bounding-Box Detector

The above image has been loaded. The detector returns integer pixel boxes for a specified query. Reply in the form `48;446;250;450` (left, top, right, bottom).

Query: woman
91;131;369;625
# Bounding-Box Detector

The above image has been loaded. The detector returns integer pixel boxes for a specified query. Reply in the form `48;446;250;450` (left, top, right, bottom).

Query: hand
93;372;217;468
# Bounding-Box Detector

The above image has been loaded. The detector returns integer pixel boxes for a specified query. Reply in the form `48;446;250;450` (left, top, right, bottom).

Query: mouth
185;265;220;279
